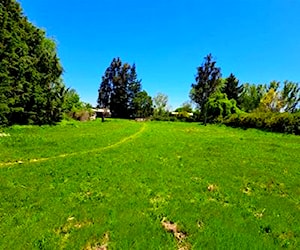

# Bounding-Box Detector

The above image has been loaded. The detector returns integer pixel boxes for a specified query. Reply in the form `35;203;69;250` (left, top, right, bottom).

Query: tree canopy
238;83;266;112
190;54;222;124
281;81;300;113
0;0;65;126
133;90;153;118
223;73;243;103
97;58;151;118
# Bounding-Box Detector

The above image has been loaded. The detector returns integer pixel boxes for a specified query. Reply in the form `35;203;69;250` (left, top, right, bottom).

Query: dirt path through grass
0;123;147;168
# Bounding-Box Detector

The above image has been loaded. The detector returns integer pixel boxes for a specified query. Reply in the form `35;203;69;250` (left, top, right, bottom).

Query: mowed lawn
0;119;299;249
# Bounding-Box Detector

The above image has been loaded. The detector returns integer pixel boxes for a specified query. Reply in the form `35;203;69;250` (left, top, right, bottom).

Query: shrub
72;110;90;121
224;112;300;135
202;93;242;123
151;113;177;122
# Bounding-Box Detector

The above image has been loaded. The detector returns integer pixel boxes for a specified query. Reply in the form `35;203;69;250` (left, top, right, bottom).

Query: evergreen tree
190;54;222;125
110;60;129;117
0;0;65;125
223;73;243;103
97;58;144;118
127;63;142;116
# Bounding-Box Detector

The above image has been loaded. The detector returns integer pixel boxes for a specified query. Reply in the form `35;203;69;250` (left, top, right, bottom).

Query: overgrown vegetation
224;111;300;135
62;88;93;121
0;120;299;249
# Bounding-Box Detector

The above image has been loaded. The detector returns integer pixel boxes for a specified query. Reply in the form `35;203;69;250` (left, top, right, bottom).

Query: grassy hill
0;119;299;249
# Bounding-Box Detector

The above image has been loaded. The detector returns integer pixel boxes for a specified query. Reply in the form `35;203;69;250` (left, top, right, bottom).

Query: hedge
224;112;300;135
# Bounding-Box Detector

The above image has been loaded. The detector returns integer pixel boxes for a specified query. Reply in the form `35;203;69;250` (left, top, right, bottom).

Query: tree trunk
204;106;207;126
202;102;208;126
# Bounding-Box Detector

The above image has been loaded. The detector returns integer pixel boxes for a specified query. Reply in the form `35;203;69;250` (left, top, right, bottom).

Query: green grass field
0;119;299;249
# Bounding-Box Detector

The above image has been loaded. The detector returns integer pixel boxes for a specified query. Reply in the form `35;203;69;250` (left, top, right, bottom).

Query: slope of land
0;119;299;249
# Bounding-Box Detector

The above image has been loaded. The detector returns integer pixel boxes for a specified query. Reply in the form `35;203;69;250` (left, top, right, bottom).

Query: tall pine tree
97;58;144;118
190;54;222;125
223;73;243;101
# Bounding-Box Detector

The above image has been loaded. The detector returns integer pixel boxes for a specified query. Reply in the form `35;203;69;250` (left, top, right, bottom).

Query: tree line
189;54;300;126
97;54;299;126
1;0;299;133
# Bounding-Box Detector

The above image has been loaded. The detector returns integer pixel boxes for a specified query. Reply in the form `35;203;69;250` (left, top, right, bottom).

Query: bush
151;113;177;122
64;107;93;122
204;93;242;123
224;112;300;135
152;111;197;122
72;110;90;121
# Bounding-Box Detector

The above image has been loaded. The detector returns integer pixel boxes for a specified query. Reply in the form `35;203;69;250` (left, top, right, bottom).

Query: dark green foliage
268;80;280;91
190;54;222;125
97;58;144;118
132;90;153;118
127;63;143;115
224;112;300;135
0;0;65;126
223;73;243;105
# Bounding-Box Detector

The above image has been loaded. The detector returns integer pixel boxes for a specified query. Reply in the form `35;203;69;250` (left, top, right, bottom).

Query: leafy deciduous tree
62;88;83;112
133;90;153;118
175;101;193;113
153;92;169;117
238;83;266;112
258;88;283;112
206;92;241;122
282;81;300;113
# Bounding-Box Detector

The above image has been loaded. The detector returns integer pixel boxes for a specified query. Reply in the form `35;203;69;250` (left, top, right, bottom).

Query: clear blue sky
18;0;300;109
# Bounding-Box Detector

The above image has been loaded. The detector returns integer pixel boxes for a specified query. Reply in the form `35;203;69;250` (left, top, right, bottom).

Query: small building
90;108;111;120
